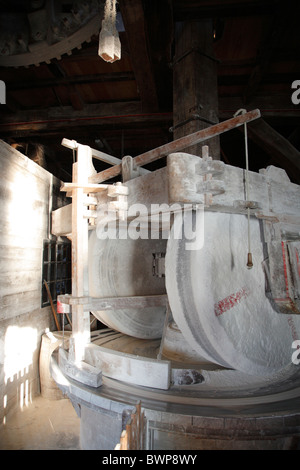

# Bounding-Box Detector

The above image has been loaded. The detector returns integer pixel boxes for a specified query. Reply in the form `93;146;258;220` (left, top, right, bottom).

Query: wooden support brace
70;145;92;363
89;109;261;184
115;402;144;450
57;294;168;311
61;182;109;193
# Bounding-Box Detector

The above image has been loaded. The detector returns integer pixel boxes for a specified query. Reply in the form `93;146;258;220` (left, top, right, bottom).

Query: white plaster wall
0;140;66;422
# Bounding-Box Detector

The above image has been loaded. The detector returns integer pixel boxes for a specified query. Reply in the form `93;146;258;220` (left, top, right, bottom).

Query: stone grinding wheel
88;230;167;339
165;210;300;376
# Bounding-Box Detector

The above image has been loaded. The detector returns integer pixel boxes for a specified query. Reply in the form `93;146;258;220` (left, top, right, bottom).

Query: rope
234;109;253;269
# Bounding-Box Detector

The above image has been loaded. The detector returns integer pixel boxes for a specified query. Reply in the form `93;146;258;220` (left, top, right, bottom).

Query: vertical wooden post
70;144;91;363
173;20;220;159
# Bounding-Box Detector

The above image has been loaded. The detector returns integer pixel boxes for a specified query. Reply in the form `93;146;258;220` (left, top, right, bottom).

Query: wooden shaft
43;280;61;331
89;109;261;184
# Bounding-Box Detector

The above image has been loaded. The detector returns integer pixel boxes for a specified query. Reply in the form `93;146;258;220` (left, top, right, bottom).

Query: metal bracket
169;114;218;133
171;47;220;67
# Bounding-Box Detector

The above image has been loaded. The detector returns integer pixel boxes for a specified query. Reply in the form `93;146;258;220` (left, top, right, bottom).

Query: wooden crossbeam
89;109;261;183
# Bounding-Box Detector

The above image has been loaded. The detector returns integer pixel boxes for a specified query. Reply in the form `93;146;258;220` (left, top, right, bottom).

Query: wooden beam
58;294;168;310
143;0;174;110
70;145;92;362
7;72;135;90
219;94;300;121
243;2;295;103
1;93;298;138
69;84;85;111
173;0;275;20
173;19;220;158
247;118;300;183
0;101;172;136
89;109;261;183
119;0;159;112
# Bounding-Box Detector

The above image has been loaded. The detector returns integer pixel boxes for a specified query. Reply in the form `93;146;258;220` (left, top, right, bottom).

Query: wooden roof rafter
118;0;159;112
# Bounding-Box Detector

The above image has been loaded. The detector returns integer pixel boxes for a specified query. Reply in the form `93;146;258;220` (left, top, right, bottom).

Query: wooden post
173;20;220;159
70;144;92;363
115;402;144;450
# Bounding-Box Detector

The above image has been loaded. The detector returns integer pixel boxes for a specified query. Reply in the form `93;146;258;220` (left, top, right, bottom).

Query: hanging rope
98;0;121;63
234;109;253;269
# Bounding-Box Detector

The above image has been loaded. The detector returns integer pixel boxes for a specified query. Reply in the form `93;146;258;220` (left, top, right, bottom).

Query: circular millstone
88;230;167;339
165;210;300;376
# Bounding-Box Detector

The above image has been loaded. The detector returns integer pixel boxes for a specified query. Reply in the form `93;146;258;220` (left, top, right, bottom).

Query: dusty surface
0;395;81;450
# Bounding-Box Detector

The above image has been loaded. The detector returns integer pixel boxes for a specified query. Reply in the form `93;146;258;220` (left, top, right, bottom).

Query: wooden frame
57;109;264;363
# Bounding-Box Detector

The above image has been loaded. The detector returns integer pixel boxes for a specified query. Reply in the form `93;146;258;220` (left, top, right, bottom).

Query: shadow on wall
1;325;37;425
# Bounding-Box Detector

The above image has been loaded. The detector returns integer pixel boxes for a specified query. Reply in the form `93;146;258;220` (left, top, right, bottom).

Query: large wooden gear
0;1;104;67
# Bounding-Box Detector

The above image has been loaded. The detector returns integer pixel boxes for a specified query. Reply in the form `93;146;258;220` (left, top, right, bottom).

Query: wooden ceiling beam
0;101;172;137
143;0;174;110
7;72;136;91
1;91;299;137
247;118;300;183
118;0;159;113
243;1;296;103
218;94;300;121
173;0;275;20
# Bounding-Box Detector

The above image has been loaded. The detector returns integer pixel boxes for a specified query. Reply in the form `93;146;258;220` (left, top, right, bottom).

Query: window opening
42;239;71;308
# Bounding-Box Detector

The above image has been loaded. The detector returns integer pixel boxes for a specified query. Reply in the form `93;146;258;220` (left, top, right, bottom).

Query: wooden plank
59;348;102;388
58;294;168;310
52;204;72;236
62;138;123;167
0;140;61;187
43;280;61;331
61;139;150;175
7;72;136;91
61;183;109;193
247;118;300;183
85;343;170;390
53;167;168;236
89;109;261;183
173;0;274;20
219;94;300;121
0;102;172;136
116;402;143;450
0;290;42;321
70;146;92;362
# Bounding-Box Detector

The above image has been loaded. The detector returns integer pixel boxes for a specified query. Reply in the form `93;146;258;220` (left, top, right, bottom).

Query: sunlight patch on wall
8;171;42;242
4;326;37;408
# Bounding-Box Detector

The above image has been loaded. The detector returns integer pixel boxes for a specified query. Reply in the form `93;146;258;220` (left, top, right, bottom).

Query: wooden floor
0;395;81;450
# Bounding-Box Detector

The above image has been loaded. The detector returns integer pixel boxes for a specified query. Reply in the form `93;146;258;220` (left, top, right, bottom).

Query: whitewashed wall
0;140;67;422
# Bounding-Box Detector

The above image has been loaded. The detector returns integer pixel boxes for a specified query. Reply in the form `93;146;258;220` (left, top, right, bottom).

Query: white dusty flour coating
166;211;300;376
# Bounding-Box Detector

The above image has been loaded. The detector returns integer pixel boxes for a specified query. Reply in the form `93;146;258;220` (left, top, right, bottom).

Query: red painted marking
214;287;249;316
57;301;64;314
